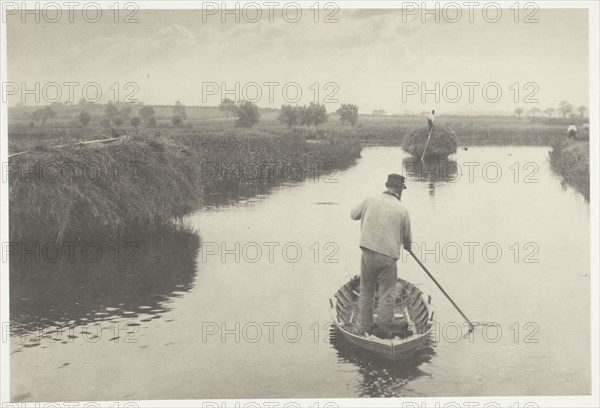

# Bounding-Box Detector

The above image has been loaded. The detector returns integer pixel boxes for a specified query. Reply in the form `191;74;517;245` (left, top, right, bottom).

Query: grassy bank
9;129;362;241
549;137;590;201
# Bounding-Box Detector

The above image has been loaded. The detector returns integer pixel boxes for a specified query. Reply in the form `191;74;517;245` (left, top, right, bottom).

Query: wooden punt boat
329;275;434;362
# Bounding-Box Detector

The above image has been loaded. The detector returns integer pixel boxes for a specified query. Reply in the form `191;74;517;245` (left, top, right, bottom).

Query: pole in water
408;249;475;331
421;127;433;162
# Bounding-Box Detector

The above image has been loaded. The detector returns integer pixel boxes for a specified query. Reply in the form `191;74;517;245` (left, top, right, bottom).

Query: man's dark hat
385;173;407;189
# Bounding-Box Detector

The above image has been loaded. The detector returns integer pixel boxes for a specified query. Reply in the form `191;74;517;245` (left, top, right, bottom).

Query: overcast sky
7;7;589;114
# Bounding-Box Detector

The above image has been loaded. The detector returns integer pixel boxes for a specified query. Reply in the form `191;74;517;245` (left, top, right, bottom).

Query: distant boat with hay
402;126;457;159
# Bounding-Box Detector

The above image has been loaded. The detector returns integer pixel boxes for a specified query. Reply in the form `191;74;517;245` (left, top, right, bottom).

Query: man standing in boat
349;174;412;336
567;123;577;139
428;110;435;131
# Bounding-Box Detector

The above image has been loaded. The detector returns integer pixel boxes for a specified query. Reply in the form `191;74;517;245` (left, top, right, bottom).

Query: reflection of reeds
402;127;457;159
9;131;362;241
9;227;200;343
549;137;590;201
402;156;459;183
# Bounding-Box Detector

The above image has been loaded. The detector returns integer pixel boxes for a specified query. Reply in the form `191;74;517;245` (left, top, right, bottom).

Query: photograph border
1;1;598;407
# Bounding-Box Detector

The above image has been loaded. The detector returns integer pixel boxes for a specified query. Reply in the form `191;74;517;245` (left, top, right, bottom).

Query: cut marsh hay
402;126;457;159
9;130;363;242
9;138;200;242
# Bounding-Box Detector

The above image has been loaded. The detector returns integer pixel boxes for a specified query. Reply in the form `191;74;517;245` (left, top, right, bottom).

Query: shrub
234;101;260;128
337;104;359;126
79;110;91;127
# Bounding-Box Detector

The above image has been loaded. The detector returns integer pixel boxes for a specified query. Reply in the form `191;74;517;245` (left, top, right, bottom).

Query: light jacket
351;193;412;260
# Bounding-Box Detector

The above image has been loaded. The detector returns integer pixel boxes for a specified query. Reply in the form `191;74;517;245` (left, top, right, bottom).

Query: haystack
402;126;457;159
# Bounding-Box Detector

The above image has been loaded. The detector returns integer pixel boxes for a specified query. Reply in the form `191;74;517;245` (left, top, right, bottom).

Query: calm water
11;146;590;401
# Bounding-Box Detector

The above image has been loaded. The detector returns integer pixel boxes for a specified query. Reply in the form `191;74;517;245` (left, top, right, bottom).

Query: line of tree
278;102;328;129
515;102;587;119
78;104;155;128
49;101;190;129
100;101;133;129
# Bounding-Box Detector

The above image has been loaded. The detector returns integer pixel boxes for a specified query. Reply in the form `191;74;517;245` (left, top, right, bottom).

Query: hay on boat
402;126;457;159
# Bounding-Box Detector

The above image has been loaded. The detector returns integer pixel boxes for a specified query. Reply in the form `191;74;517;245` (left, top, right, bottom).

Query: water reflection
402;156;458;196
329;328;436;397
10;228;200;349
200;158;358;209
202;182;277;209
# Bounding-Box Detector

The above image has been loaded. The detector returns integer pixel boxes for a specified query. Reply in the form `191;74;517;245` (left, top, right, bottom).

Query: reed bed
9;138;199;241
9;130;362;241
549;137;590;201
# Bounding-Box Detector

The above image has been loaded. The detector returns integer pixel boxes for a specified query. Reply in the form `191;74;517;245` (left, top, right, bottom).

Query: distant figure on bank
428;110;435;132
349;174;412;336
567;124;577;139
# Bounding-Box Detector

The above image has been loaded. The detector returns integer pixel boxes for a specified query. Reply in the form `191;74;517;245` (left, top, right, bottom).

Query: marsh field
8;103;591;400
8;103;590;152
8;103;590;240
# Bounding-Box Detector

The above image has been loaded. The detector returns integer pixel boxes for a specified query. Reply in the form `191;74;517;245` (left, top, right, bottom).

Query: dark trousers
428;119;434;131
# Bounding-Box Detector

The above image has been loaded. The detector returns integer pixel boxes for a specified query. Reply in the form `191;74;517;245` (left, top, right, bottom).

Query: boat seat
367;318;414;340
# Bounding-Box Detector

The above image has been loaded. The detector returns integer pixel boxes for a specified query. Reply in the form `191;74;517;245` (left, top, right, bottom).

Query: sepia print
1;2;598;407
